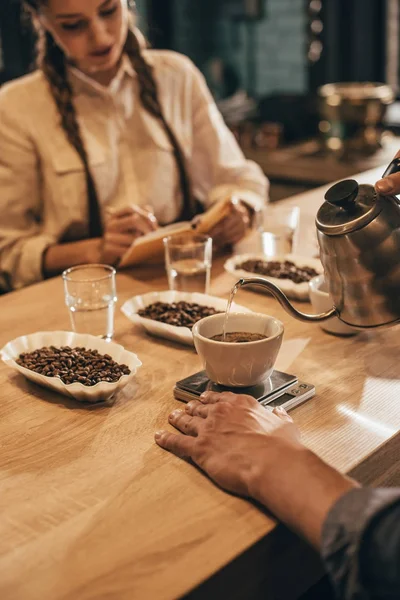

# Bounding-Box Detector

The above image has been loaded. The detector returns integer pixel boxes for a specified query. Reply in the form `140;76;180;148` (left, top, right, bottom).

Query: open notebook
119;197;233;268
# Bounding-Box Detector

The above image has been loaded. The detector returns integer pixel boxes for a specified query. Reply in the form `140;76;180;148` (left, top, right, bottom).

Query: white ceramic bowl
309;275;358;336
192;312;284;387
0;331;142;403
121;291;252;346
224;253;323;301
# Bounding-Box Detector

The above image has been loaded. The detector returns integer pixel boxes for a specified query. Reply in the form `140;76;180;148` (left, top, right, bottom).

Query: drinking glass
163;234;212;294
62;265;117;341
257;205;300;257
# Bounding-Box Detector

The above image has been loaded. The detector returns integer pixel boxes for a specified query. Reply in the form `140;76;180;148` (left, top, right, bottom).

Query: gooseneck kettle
239;158;400;329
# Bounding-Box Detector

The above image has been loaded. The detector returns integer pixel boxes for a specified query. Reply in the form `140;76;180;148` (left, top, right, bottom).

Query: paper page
119;198;232;268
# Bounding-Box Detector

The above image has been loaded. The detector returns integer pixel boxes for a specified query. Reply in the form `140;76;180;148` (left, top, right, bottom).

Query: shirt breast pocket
46;141;112;240
50;139;114;199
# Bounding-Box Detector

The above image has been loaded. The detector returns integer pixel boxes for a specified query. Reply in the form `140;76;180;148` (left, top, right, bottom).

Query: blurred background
2;0;400;201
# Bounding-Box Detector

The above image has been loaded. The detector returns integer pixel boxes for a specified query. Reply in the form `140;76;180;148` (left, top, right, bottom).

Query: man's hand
209;199;252;250
376;151;400;195
155;392;357;548
155;391;301;497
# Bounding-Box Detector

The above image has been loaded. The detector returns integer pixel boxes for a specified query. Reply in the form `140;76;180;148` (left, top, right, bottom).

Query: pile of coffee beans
238;259;319;284
138;301;220;328
16;346;131;386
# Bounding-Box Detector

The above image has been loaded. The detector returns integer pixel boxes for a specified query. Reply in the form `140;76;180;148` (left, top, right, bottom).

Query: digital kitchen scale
174;370;315;412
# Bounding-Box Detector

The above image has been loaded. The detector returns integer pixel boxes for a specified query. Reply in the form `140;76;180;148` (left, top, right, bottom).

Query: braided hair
124;28;197;221
24;2;196;238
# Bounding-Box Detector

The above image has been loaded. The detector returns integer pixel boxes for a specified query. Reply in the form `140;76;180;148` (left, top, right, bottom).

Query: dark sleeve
321;488;400;599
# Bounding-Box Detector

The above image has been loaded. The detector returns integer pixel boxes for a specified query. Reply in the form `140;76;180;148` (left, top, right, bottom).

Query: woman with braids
0;0;268;291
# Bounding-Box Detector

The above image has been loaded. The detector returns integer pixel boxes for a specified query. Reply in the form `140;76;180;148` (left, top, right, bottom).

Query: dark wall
309;0;387;90
140;0;308;97
0;0;35;84
170;0;308;96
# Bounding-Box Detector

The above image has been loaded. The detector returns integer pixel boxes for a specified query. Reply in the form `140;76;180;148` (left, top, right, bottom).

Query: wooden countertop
1;165;400;600
244;137;400;186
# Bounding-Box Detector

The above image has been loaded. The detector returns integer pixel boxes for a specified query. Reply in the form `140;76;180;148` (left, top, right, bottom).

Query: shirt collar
69;54;136;98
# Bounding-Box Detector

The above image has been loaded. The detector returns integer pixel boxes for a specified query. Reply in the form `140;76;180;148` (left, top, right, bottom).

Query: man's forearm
248;442;358;548
323;488;400;599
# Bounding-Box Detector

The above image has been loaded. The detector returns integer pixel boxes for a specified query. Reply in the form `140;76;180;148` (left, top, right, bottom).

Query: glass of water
62;265;117;341
164;234;212;294
258;205;300;257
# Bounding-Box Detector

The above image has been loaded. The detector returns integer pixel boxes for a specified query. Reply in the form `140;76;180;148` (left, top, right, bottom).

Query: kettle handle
382;157;400;178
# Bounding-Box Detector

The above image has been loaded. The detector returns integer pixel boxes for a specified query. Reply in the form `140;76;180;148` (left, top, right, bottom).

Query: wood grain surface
1;165;400;600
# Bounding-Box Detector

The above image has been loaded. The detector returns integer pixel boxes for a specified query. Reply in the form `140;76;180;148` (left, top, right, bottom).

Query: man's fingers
154;430;195;458
375;173;400;195
168;409;202;436
199;391;223;404
272;406;294;423
185;401;210;418
200;391;238;404
376;152;400;195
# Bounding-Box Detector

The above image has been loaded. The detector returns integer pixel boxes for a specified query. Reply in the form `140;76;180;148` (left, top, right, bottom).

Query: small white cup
192;312;284;387
309;275;358;336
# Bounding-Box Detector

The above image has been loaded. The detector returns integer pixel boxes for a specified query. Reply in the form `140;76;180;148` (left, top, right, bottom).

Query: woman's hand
100;205;158;265
155;391;301;497
43;205;158;276
376;151;400;195
209;199;252;250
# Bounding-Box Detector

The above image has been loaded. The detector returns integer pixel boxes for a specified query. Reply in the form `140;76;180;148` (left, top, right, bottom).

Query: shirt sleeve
321;487;400;600
0;92;56;291
187;60;269;213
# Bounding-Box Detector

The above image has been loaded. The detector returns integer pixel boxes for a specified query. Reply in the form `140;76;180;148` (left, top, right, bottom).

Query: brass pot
318;82;394;156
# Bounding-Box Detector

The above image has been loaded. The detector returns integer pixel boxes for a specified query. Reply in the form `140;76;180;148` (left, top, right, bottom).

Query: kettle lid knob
325;179;359;210
317;179;380;235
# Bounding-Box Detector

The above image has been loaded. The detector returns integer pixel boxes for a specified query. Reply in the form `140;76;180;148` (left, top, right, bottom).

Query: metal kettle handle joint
238;277;337;323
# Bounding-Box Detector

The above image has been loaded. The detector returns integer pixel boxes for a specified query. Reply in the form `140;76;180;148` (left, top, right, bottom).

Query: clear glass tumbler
62;264;117;341
163;234;213;294
257;205;300;257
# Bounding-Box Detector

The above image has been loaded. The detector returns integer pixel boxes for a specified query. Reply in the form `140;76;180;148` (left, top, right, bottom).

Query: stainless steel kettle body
238;158;400;329
318;193;400;328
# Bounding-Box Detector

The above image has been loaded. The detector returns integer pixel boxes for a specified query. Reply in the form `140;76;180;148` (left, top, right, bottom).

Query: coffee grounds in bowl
211;332;268;343
138;301;220;329
238;259;318;284
16;346;131;386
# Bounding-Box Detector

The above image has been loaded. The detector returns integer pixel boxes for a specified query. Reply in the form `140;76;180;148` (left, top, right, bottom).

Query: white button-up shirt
0;50;268;291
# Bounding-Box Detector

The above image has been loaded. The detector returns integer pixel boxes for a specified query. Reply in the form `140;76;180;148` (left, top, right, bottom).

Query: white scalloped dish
224;254;323;301
121;291;252;346
0;331;142;403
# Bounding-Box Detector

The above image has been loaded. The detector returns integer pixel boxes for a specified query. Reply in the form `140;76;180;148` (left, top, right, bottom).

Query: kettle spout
238;277;337;323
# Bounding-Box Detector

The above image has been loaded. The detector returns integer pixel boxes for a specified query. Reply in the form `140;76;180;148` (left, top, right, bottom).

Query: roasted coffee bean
16;346;131;387
138;301;221;329
238;259;319;284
